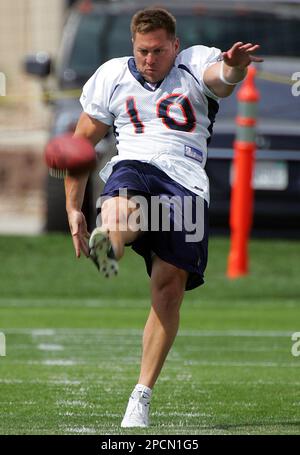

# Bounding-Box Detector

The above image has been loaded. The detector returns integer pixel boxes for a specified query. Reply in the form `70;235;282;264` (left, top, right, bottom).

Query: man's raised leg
89;196;140;275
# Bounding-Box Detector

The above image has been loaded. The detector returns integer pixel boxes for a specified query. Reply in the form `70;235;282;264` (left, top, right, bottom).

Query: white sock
133;383;152;399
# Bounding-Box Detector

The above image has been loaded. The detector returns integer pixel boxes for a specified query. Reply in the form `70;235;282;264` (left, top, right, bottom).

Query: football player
64;7;262;427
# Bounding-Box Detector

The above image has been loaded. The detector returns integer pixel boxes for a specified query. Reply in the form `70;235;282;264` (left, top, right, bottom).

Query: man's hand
204;41;263;97
222;41;264;69
63;115;110;260
67;209;90;258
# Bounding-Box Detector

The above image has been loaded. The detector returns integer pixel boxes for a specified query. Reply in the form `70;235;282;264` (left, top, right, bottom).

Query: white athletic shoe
89;227;118;278
121;389;151;428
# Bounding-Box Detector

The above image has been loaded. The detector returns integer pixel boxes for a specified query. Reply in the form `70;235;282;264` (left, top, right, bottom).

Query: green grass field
0;234;299;435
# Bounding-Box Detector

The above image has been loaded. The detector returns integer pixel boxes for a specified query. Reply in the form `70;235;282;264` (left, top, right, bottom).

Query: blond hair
131;8;176;40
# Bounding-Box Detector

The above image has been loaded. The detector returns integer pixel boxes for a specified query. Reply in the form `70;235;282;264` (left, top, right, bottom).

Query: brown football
44;133;96;177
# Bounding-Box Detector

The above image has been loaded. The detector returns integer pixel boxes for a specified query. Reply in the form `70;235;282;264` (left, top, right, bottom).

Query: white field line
31;329;56;336
2;328;295;337
40;359;78;366
37;344;64;351
2;329;298;369
1;379;300;387
2;358;299;368
182;346;288;353
152;412;212;417
58;411;116;418
1;359;127;366
8;345;292;357
1;360;134;368
182;360;300;368
0;298;150;308
64;427;97;434
0;359;83;366
0;379;83;385
1;298;299;308
56;400;90;407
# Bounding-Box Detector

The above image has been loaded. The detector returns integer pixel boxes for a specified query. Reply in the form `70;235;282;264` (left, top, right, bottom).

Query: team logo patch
184;145;203;163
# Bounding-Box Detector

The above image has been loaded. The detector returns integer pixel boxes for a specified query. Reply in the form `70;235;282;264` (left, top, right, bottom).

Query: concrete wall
0;0;65;130
0;1;66;234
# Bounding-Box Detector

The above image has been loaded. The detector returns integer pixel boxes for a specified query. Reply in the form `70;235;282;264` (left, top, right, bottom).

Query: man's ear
175;37;180;55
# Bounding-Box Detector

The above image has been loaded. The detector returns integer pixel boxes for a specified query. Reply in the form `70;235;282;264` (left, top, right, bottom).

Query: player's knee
151;268;186;313
101;207;126;231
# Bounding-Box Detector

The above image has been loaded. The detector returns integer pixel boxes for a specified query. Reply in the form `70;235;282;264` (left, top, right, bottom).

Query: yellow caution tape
0;71;295;105
0;88;82;104
43;89;82;100
256;70;295;86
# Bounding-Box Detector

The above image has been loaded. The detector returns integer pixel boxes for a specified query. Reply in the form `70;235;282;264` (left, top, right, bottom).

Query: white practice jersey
80;45;221;203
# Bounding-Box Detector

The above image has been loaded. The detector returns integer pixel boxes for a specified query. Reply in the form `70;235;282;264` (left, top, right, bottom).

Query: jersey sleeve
177;45;222;100
80;59;120;126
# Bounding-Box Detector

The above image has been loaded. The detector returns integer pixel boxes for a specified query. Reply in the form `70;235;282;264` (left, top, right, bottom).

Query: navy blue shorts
100;160;209;291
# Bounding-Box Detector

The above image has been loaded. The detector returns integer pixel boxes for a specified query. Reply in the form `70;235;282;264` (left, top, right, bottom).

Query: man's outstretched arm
65;113;110;257
204;41;263;98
